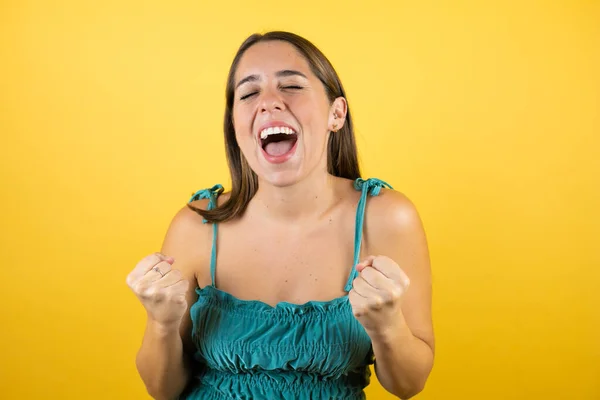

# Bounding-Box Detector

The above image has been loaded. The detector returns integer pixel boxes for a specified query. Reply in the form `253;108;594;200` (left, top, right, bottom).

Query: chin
258;168;304;188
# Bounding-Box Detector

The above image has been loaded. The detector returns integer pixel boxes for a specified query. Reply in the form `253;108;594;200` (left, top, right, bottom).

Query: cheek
296;98;329;132
301;113;329;145
232;108;253;140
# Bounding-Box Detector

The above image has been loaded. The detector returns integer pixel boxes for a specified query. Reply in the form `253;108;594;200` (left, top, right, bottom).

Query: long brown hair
189;31;361;222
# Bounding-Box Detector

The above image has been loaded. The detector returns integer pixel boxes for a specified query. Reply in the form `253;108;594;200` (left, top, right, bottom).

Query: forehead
235;41;313;82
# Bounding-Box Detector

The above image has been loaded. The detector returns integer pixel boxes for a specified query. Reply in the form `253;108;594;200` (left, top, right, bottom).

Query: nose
259;87;285;114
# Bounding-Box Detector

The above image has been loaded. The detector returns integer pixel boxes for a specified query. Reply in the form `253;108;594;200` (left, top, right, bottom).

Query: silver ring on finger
153;266;165;277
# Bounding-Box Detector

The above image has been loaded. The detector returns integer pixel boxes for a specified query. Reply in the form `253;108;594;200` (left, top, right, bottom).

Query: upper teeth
260;126;296;139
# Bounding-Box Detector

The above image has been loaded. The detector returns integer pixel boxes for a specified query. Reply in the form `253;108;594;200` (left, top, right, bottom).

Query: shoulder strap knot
189;184;224;207
353;177;393;196
188;184;224;224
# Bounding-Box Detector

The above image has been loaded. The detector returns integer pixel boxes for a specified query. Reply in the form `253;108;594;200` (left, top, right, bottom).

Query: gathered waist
180;368;369;400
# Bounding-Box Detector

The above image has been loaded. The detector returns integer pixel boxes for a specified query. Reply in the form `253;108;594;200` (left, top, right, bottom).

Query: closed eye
239;86;302;101
240;92;258;101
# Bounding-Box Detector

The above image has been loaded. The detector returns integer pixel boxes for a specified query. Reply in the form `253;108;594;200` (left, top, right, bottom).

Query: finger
355;255;376;273
348;289;368;318
127;253;174;285
141;260;173;284
354;275;395;311
360;266;393;290
371;256;408;286
161;269;186;287
363;267;407;304
362;267;405;302
138;269;182;292
351;276;379;299
166;279;190;298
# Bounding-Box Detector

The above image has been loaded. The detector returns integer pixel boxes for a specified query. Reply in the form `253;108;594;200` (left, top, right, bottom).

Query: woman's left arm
349;191;434;399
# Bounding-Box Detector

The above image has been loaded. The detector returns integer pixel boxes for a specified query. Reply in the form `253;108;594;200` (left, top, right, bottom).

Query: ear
328;97;348;132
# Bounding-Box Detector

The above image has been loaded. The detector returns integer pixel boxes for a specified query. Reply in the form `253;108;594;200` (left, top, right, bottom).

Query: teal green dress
181;178;392;400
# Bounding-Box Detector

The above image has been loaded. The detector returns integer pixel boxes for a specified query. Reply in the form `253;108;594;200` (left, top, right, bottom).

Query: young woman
126;31;434;400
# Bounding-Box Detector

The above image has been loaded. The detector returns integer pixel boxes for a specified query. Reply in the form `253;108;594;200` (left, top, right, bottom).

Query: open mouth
260;126;298;158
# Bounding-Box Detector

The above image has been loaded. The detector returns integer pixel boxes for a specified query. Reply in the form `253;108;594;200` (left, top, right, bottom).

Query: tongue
264;139;294;156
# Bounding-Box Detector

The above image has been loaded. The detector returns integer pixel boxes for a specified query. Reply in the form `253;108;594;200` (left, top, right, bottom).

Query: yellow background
1;0;598;399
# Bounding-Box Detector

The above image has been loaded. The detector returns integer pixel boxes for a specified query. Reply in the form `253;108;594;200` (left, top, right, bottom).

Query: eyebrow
235;70;308;90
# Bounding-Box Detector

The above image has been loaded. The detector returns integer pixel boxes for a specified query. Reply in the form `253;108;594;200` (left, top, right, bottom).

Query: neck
253;171;340;223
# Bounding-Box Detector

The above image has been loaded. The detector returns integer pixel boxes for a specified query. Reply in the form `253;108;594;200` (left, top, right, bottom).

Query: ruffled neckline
195;285;350;314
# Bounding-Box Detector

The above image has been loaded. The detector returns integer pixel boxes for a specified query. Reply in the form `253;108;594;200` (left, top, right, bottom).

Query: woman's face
232;40;346;187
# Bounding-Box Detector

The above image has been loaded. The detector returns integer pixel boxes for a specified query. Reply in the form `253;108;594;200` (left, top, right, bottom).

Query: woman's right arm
127;203;212;400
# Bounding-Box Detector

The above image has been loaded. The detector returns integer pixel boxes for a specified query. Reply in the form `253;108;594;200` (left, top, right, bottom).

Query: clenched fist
126;253;190;327
349;255;410;337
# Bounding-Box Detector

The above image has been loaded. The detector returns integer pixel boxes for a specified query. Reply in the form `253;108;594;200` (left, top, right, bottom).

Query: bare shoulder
161;191;231;286
364;188;425;243
160;203;207;283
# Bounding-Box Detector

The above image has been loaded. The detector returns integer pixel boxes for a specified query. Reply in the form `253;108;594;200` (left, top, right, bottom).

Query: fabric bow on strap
353;178;393;197
189;184;224;223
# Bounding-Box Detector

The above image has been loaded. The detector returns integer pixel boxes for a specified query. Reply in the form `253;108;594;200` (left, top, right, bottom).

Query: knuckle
149;287;165;301
132;280;146;294
137;282;159;300
138;290;151;300
382;291;394;304
391;287;403;300
139;287;153;300
370;296;383;310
